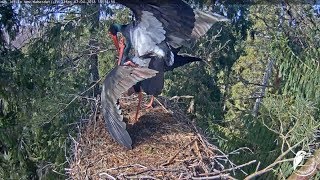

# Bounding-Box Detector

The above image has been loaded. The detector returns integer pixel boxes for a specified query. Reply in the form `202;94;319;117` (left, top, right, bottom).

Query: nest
68;95;240;179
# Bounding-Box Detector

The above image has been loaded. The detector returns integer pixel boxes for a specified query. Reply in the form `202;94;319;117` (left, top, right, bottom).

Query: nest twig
67;95;255;179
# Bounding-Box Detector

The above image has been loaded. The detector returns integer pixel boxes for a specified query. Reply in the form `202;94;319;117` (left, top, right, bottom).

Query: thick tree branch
244;138;305;180
287;149;320;180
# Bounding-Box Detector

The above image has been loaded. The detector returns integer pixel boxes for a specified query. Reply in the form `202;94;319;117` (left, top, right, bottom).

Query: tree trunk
0;99;3;116
83;3;101;97
88;39;100;96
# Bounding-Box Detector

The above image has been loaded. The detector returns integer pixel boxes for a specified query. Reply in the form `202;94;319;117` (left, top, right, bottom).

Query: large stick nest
67;95;242;179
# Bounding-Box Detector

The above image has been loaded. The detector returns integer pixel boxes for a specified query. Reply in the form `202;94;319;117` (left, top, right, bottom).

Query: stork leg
145;95;154;109
134;88;143;122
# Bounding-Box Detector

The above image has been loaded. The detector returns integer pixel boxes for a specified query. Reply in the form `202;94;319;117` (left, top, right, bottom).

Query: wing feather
115;0;195;46
191;11;229;39
101;66;158;149
115;1;228;50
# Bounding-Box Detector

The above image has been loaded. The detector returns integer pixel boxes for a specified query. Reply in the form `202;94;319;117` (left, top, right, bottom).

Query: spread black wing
101;66;158;149
115;0;229;48
191;11;229;40
115;0;196;47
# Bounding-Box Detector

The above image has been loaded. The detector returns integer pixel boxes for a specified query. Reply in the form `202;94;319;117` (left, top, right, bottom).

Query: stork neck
120;38;131;64
123;39;131;55
113;23;127;33
114;23;131;55
113;23;131;64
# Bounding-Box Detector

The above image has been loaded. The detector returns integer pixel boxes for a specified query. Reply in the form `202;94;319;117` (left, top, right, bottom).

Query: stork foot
144;104;153;109
124;60;137;67
144;96;154;109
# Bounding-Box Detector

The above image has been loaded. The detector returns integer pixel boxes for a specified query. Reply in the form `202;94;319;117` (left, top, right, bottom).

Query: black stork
114;35;202;116
101;66;158;149
101;54;200;150
108;0;228;119
108;0;229;66
103;0;229;149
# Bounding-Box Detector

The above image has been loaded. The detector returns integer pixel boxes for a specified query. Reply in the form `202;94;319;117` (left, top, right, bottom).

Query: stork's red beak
109;32;119;52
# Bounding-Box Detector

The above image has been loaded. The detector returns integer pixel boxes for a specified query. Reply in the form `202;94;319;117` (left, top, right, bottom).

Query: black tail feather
165;52;202;72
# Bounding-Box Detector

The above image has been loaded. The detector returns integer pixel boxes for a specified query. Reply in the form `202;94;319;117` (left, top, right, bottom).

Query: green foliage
0;3;19;47
0;29;91;178
1;2;319;179
272;36;320;104
0;4;111;178
262;96;318;147
259;95;318;179
165;2;319;179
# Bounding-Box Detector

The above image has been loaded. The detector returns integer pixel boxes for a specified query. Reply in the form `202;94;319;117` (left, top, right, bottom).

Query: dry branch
287;149;320;180
244;138;306;180
252;58;274;117
67;95;254;179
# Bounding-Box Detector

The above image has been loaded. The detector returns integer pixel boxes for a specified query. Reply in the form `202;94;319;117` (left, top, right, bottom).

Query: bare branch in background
252;59;274;117
245;138;306;180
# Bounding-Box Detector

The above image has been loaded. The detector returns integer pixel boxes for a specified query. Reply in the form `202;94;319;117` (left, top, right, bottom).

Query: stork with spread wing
109;0;229;66
108;0;228;111
102;0;228;149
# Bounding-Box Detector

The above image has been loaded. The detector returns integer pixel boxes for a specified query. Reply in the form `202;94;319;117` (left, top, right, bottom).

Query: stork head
108;23;122;52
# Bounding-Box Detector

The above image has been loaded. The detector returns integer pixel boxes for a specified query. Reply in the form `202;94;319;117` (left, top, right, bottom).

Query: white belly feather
132;56;151;67
130;11;166;58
